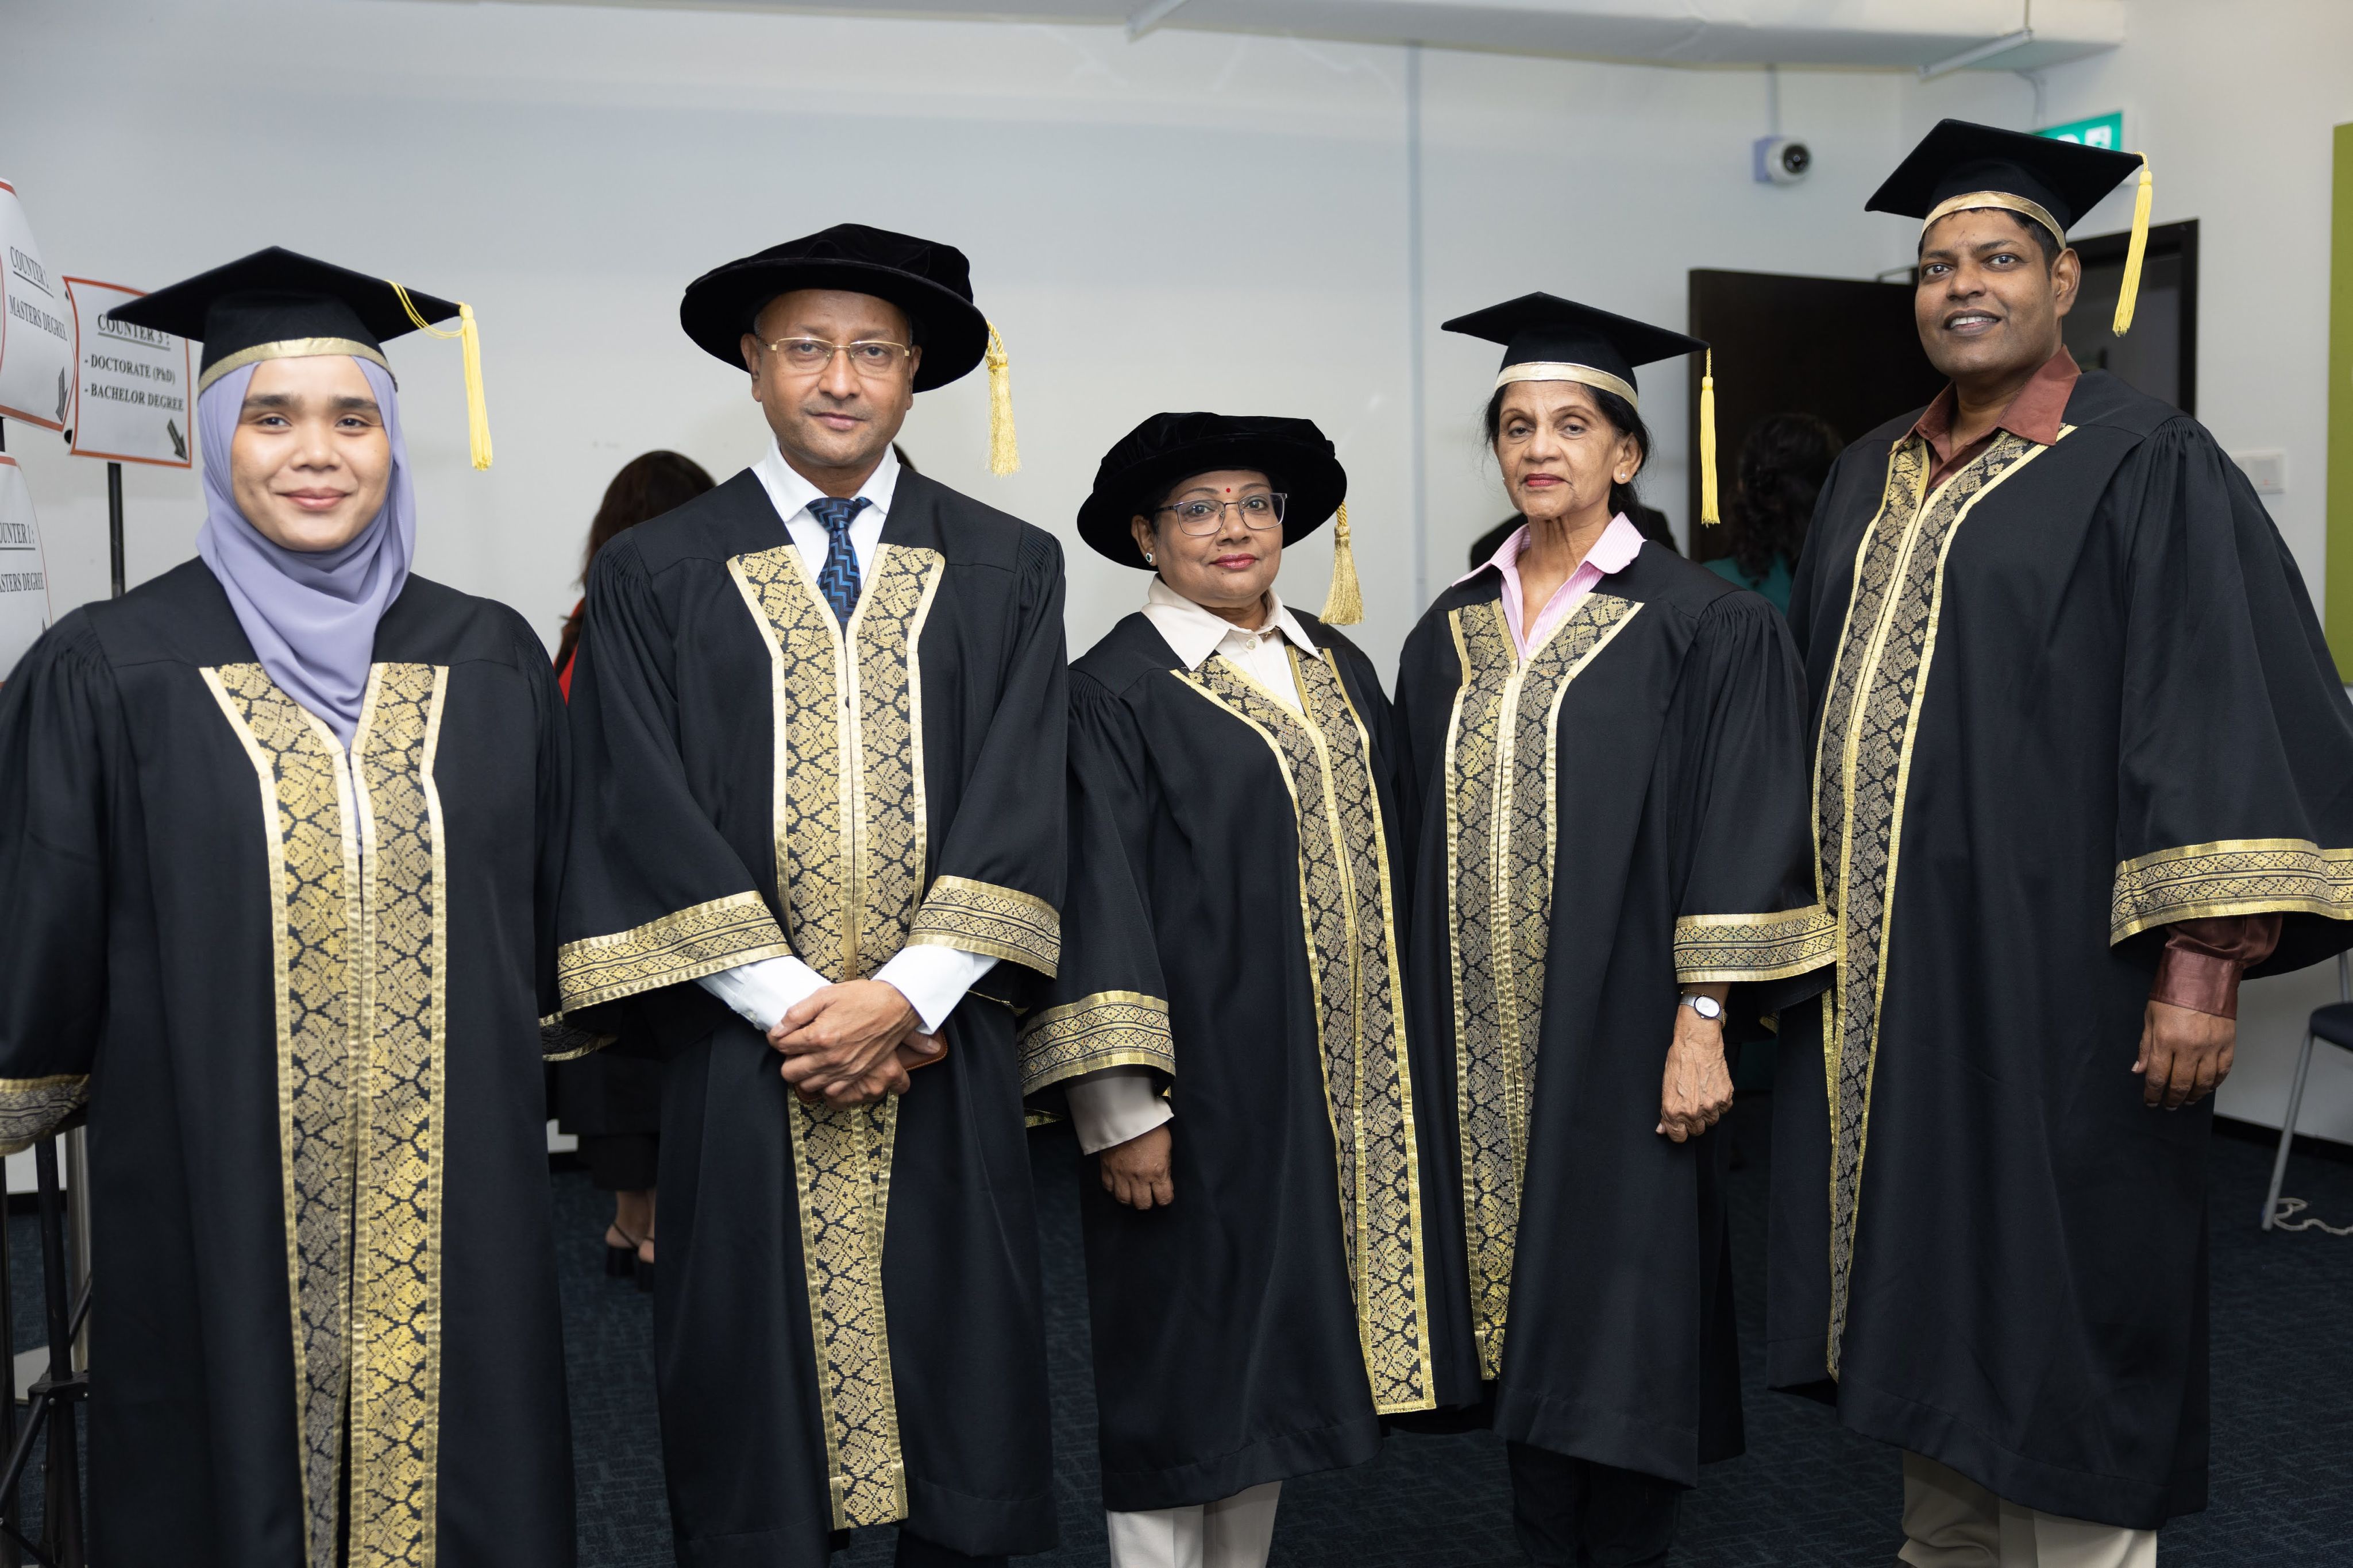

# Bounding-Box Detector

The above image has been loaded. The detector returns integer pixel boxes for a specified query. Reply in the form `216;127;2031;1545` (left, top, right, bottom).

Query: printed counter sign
0;457;50;679
67;278;192;467
0;181;72;432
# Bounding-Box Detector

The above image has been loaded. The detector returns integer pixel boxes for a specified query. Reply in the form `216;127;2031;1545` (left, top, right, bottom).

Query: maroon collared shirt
1913;346;2276;1016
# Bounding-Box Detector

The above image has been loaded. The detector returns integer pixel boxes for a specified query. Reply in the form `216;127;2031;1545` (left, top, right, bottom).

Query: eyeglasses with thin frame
1155;492;1287;536
760;337;916;378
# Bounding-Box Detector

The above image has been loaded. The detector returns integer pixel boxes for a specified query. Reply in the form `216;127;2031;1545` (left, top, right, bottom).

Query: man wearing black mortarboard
1766;121;2353;1565
0;248;577;1565
554;226;1064;1567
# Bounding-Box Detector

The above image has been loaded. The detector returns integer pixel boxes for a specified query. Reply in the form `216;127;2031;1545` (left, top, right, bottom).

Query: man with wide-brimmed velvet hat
556;223;1065;1567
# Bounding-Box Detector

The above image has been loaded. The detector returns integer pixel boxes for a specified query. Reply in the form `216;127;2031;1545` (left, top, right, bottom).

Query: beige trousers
1105;1481;1282;1568
1899;1453;2157;1568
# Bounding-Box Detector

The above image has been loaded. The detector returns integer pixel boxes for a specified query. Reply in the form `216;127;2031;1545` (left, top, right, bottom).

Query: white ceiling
438;0;2126;72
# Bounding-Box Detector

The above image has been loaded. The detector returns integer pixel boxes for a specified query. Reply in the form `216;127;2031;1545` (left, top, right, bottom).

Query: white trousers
1105;1481;1282;1568
1900;1453;2157;1568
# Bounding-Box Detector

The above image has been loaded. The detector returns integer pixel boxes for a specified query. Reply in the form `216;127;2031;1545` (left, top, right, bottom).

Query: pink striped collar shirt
1456;513;1648;657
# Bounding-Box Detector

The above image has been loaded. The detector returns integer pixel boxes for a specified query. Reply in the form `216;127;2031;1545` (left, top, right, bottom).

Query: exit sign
2036;111;2125;150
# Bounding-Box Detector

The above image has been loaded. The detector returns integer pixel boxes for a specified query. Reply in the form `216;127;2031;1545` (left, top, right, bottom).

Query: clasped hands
767;978;945;1107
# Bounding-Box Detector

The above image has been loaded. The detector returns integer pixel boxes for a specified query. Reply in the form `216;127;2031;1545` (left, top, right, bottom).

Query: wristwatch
1678;992;1725;1021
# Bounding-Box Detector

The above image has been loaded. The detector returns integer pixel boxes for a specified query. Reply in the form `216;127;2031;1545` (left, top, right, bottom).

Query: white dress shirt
1063;578;1321;1155
696;441;997;1037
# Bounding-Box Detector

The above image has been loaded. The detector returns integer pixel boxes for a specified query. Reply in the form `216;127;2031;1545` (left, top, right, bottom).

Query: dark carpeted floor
554;1099;2353;1566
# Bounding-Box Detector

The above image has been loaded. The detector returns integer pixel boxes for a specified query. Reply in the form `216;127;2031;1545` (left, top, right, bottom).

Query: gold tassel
985;320;1019;476
456;302;492;471
1321;502;1364;626
388;280;493;470
1698;349;1721;526
2112;157;2154;337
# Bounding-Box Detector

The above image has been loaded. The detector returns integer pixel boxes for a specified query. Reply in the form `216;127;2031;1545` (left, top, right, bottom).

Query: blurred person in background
552;450;715;1285
1701;412;1841;614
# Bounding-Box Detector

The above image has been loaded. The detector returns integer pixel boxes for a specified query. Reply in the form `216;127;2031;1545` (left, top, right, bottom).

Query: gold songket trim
909;874;1062;975
1810;428;2059;1384
1672;903;1837;983
1493;361;1640;409
730;537;948;1530
539;1015;615;1061
1440;592;1640;1380
1178;646;1437;1415
1018;990;1173;1093
2111;838;2353;943
556;891;790;1011
198;337;394;395
204;659;452;1568
0;1075;88;1156
1922;191;2065;247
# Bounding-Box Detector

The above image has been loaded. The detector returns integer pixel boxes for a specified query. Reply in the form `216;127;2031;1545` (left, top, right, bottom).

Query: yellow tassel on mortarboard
389;280;494;470
985;320;1020;476
2113;156;2154;337
1698;349;1721;526
1320;502;1364;626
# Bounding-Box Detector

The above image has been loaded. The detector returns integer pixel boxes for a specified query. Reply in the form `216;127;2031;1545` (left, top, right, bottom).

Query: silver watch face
1683;993;1723;1019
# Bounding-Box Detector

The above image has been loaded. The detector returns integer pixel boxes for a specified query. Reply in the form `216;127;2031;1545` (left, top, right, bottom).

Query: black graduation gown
1030;610;1481;1513
1395;543;1828;1488
0;560;576;1568
1766;370;2353;1528
556;469;1066;1565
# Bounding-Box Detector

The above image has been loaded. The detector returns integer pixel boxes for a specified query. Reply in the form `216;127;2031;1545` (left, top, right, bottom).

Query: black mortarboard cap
681;222;1017;472
1442;292;1722;523
1867;118;2155;334
1867;118;2142;244
1077;411;1364;623
110;246;492;467
1440;292;1706;406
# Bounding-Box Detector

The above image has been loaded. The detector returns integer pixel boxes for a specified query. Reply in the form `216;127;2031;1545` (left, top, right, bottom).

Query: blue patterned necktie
807;495;872;628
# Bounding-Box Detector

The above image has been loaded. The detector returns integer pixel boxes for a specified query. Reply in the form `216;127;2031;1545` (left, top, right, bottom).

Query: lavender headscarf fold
196;357;415;749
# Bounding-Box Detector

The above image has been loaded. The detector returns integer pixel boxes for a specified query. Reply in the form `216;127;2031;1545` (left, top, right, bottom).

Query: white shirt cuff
1064;1066;1174;1156
697;953;829;1033
875;944;998;1035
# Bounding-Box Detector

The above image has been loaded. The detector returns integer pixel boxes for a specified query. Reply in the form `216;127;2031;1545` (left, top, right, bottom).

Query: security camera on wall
1753;136;1811;186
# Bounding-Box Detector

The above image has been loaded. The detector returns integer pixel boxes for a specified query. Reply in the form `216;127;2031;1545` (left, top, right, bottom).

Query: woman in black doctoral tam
557;225;1065;1568
1033;414;1478;1566
0;249;575;1566
1394;296;1828;1567
1768;122;2353;1548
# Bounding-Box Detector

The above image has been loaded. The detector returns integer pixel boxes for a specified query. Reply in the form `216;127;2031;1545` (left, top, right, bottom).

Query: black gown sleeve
2105;419;2353;972
903;528;1070;984
554;538;791;1013
1016;670;1172;1100
0;616;113;1149
514;616;600;1058
1664;592;1834;1002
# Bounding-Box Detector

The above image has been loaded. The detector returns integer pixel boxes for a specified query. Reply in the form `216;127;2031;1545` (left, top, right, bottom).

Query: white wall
5;0;2351;1142
1897;0;2353;1146
0;0;1908;672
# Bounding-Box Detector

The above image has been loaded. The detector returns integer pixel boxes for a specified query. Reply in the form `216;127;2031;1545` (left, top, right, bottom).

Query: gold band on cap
1493;362;1640;409
1922;191;2066;246
196;337;394;395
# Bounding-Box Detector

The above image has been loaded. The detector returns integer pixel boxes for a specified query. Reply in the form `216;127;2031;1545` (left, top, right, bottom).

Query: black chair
2262;952;2353;1230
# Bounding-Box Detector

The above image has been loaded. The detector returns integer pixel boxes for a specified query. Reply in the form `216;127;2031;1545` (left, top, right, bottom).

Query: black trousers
1507;1442;1682;1568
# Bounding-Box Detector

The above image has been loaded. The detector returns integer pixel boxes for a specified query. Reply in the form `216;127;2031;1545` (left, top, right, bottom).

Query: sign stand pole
105;466;122;600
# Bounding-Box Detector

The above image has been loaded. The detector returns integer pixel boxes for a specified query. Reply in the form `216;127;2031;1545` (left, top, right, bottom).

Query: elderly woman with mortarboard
1394;295;1829;1567
1029;412;1479;1568
0;248;575;1565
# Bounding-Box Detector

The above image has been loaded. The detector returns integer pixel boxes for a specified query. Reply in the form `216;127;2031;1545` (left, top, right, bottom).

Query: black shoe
605;1224;643;1280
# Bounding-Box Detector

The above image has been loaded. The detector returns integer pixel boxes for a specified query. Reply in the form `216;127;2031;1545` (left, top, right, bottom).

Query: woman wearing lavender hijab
0;249;576;1567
